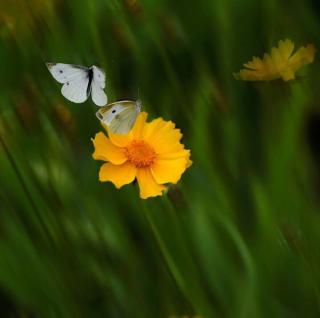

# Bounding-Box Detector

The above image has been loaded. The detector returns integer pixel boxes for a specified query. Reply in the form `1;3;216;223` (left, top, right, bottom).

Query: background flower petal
136;168;166;199
234;39;315;81
289;44;316;67
280;69;295;81
92;132;128;164
278;39;294;60
99;162;136;188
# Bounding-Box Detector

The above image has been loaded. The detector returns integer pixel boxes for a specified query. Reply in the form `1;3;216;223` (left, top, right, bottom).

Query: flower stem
141;202;191;307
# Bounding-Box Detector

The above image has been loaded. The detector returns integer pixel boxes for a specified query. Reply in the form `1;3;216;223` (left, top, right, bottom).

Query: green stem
141;202;190;305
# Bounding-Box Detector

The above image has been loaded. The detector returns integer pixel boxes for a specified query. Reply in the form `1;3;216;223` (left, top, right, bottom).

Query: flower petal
157;149;191;160
244;56;264;70
278;39;294;60
289;44;316;69
187;159;193;168
234;39;315;82
92;132;127;164
136;168;166;199
271;47;283;70
107;129;132;148
143;118;183;154
99;162;136;189
151;156;190;184
131;112;148;140
280;69;295;81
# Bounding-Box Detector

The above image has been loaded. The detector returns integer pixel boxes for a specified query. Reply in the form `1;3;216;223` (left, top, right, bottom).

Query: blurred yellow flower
92;112;192;199
234;39;316;81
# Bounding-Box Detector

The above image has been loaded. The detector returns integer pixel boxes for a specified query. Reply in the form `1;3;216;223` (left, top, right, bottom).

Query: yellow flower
92;112;192;199
234;39;316;81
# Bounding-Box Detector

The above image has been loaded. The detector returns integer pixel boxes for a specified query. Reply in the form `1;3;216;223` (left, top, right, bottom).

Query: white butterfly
46;63;108;106
96;100;142;134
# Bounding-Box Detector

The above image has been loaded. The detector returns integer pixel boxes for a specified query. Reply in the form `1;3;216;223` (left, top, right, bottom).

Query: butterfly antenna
137;87;142;104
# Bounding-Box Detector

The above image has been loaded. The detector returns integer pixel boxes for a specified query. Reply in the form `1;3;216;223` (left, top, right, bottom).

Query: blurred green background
1;0;320;317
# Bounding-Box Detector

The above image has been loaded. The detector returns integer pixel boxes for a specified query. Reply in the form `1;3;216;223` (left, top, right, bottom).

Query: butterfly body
96;100;141;134
86;67;94;96
46;63;108;106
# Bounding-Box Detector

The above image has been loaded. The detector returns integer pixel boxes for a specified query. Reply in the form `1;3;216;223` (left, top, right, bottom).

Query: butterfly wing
61;76;90;103
109;107;139;134
91;84;108;106
46;63;88;83
46;63;90;103
96;101;141;134
91;65;108;106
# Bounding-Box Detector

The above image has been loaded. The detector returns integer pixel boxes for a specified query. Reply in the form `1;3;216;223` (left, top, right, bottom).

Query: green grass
1;0;320;317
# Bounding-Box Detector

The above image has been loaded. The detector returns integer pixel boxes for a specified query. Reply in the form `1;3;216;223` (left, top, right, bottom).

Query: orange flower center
125;140;156;168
